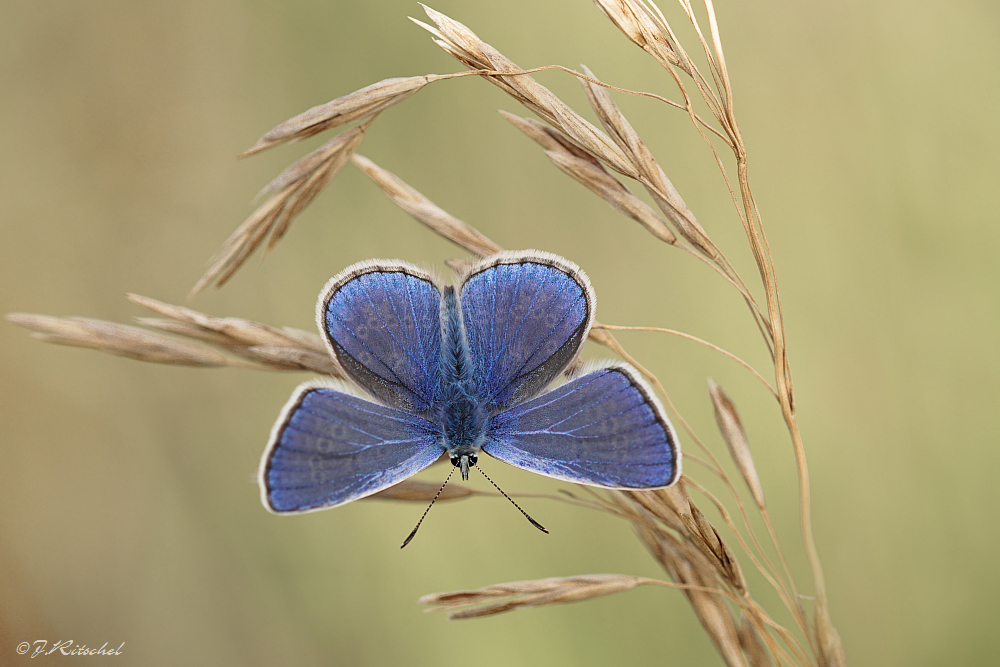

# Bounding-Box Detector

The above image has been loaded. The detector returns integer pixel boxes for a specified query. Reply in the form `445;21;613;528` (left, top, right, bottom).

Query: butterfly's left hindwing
484;364;681;489
260;381;444;514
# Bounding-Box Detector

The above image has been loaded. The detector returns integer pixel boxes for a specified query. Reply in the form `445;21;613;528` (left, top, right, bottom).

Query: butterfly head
448;447;478;481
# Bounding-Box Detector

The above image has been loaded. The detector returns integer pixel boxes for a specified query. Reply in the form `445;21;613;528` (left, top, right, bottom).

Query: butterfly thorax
438;286;487;480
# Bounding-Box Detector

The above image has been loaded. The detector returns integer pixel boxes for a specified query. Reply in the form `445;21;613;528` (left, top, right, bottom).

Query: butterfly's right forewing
460;251;594;412
319;260;442;415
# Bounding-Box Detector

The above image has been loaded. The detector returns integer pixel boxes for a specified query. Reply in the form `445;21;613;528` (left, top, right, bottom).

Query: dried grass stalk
193;126;367;294
578;64;716;258
420;574;648;619
709;378;766;510
8;296;342;376
6;313;236;367
127;294;324;350
545;149;677;243
739;613;774;667
241;76;438;157
593;0;686;72
351;154;502;257
593;4;844;662
368;478;482;502
414;7;639;179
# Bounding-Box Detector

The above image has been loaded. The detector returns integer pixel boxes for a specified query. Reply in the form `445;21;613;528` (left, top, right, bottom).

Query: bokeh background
3;0;998;665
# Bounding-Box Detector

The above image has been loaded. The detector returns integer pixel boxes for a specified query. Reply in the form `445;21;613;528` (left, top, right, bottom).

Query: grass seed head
709;378;766;510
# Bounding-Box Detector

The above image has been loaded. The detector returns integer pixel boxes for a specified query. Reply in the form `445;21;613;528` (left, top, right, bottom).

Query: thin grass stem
594;324;777;398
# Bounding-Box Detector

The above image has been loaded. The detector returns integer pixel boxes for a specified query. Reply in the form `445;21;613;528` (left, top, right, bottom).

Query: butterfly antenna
400;467;456;549
475;465;548;534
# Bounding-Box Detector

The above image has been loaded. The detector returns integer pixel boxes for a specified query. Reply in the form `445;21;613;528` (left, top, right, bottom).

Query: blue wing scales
319;260;442;415
484;364;680;489
460;251;594;412
260;382;444;513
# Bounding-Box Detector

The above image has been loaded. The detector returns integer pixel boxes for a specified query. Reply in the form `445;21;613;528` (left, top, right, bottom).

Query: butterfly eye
447;451;478;468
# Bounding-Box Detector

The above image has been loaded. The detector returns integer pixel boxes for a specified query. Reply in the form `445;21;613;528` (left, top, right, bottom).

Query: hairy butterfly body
259;250;681;523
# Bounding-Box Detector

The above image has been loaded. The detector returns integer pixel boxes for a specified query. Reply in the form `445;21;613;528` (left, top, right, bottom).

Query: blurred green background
2;0;998;665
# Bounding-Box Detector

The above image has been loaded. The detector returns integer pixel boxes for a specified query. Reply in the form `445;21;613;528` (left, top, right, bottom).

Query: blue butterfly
258;250;681;539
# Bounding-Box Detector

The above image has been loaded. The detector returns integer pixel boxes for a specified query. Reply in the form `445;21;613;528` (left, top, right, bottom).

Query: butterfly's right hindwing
484;364;681;489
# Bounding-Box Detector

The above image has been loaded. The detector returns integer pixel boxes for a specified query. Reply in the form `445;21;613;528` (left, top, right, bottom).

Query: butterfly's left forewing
484;364;681;489
260;381;443;513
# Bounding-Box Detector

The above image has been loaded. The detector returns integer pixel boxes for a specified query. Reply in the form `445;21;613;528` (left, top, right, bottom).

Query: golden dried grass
9;296;341;375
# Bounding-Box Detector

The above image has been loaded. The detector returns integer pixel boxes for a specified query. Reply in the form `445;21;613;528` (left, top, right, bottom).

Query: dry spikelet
708;378;766;510
127;293;340;374
614;491;759;665
420;575;647;619
739;612;773;667
136;317;332;372
815;606;848;667
193;126;367;294
578;64;658;170
592;0;686;72
658;479;694;518
8;296;345;375
685;504;746;593
443;258;474;274
497;110;604;166
626;490;685;532
368;478;482;502
577;64;716;258
7;313;236;367
240;76;439;157
133;318;236;347
500;106;675;243
544;149;676;243
351;154;502;258
127;294;318;349
673;558;748;667
240;346;339;375
415;6;639;179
